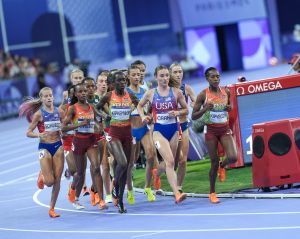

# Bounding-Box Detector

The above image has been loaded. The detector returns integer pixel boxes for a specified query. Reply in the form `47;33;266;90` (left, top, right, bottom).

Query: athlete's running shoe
72;200;85;210
144;188;156;202
68;184;76;203
105;194;113;203
175;192;187;204
127;190;135;205
152;169;161;190
218;161;226;182
112;186;118;206
90;189;96;206
99;200;109;210
94;192;100;205
209;192;220;204
48;208;60;218
82;186;90;196
117;199;127;214
37;171;44;190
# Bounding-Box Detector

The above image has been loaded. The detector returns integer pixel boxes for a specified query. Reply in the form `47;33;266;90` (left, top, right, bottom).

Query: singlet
65;103;75;135
109;90;132;127
73;103;95;134
179;83;188;104
152;88;177;125
87;95;102;122
87;95;100;106
37;107;61;133
201;87;229;126
126;87;145;116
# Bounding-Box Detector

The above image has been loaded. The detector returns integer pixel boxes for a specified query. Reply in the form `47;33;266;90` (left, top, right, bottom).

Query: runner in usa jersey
19;87;64;218
137;65;188;205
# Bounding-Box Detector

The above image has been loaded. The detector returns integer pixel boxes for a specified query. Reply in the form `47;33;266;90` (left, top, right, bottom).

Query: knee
44;177;55;187
92;166;101;175
102;164;109;173
178;158;187;167
119;160;128;169
165;161;175;170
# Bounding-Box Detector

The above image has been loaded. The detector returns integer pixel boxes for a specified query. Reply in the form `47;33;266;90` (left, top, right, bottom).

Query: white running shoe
72;200;85;210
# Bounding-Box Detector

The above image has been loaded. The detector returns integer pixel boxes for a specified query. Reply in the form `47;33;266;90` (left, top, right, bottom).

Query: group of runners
19;60;237;217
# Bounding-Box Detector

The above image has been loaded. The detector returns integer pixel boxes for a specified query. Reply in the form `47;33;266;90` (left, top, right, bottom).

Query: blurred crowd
0;49;42;80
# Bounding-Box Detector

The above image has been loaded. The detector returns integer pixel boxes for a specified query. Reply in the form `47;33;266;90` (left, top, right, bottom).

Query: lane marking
33;190;300;217
0;172;38;187
14;206;40;211
0;196;32;203
132;232;163;238
0;161;38;176
1;226;300;233
0;152;37;166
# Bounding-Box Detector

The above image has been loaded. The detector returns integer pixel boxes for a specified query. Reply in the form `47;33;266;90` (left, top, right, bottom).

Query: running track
1;117;300;239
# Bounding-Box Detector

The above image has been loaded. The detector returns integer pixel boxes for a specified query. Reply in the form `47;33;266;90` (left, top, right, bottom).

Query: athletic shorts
110;125;132;144
39;140;62;157
205;124;232;142
62;135;73;151
72;134;98;155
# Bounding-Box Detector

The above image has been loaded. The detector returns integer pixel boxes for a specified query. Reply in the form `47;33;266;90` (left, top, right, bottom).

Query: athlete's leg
153;132;178;195
141;131;156;188
219;134;237;167
50;146;64;210
87;146;107;209
126;141;140;191
100;140;111;199
73;153;86;198
205;136;219;194
177;129;189;190
39;149;54;187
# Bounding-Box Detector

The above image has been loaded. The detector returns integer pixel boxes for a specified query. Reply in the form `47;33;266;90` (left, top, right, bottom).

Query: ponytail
19;87;52;122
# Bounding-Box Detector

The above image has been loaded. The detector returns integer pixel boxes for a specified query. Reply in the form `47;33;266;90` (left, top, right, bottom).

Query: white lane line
0;147;36;158
0;196;32;203
0;161;38;176
0;140;34;151
132;232;163;238
0;172;38;187
33;190;300;217
0;152;37;166
1;226;300;233
14;206;40;211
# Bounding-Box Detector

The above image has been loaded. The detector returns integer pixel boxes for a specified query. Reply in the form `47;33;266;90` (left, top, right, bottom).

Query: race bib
111;108;131;121
156;113;176;125
209;111;228;124
44;121;61;132
77;119;95;133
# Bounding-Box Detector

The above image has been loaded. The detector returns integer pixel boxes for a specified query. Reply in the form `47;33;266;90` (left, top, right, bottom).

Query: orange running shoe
218;162;226;182
68;184;76;203
99;199;109;210
90;189;96;206
175;192;187;204
48;208;60;218
209;192;220;204
37;171;44;189
95;193;100;205
152;169;161;190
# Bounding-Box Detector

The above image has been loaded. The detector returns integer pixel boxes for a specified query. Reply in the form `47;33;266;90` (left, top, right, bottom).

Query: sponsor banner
235;74;300;96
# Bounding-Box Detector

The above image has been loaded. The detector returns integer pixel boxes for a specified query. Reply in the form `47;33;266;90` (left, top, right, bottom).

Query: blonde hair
168;62;182;88
19;87;53;122
70;68;84;78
